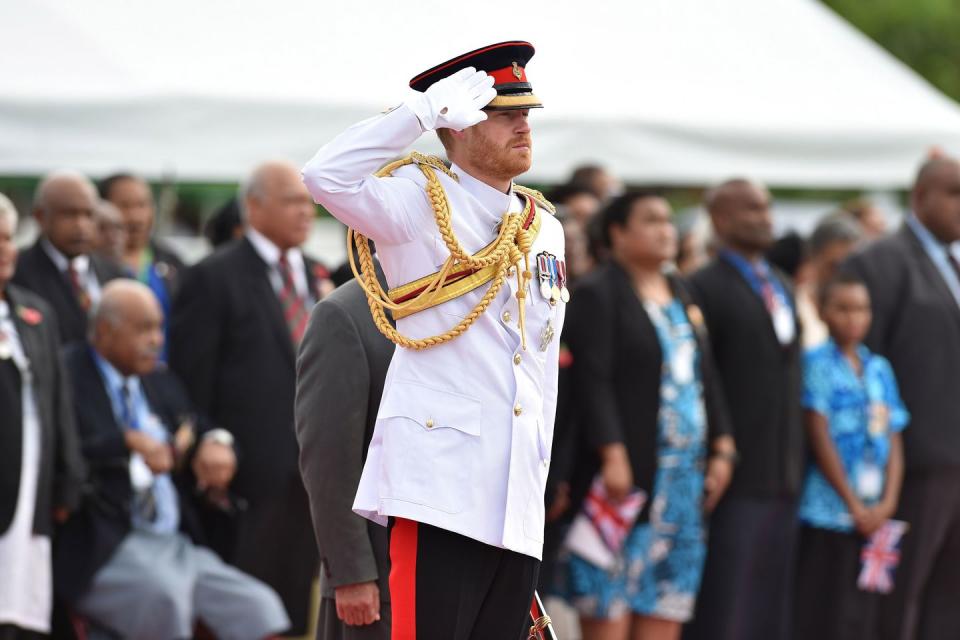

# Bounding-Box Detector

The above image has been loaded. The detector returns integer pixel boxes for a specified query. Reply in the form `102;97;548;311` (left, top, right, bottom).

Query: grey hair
238;160;302;220
0;192;18;229
88;279;156;340
33;169;97;216
808;212;863;257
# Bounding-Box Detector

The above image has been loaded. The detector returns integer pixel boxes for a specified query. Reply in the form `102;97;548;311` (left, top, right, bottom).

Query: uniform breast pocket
379;381;482;514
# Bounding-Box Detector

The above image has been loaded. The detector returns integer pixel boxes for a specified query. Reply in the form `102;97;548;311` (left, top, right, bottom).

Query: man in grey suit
295;274;394;640
845;156;960;640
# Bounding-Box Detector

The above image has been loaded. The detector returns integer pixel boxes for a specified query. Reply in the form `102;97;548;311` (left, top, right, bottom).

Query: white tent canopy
3;0;960;188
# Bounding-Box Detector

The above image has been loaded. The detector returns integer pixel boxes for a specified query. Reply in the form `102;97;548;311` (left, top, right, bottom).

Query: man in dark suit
295;272;394;640
12;171;126;345
0;194;85;639
684;179;804;640
57;279;289;639
845;157;960;640
170;160;322;635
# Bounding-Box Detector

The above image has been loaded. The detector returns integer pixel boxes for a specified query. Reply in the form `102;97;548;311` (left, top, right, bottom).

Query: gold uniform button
425;419;435;429
513;353;522;366
514;405;523;416
502;311;512;324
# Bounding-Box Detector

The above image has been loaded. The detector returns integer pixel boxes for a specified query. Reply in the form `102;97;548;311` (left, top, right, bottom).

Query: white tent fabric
3;0;960;188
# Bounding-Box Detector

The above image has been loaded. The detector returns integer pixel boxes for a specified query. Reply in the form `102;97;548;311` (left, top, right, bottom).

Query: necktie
278;254;308;344
121;381;156;522
754;262;778;315
67;264;91;312
949;253;960;281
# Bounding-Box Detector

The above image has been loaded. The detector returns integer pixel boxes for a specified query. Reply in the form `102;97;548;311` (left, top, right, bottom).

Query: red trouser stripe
390;518;418;639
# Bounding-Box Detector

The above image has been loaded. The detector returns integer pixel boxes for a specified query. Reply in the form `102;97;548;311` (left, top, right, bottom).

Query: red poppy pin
16;305;43;326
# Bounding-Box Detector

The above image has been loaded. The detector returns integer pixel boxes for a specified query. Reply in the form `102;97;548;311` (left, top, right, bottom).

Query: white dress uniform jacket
302;104;565;559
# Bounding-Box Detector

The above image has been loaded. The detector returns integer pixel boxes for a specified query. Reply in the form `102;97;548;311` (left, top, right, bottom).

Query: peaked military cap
409;40;542;111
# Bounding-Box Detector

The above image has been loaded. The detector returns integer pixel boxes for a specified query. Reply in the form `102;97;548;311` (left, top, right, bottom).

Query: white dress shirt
0;300;52;632
245;228;312;303
302;103;566;559
41;239;103;306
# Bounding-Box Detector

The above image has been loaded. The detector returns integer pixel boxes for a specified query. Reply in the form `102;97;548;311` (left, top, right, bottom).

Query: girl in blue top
793;272;909;640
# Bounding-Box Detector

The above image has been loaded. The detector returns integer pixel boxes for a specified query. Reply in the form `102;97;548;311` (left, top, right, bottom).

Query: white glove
406;67;497;132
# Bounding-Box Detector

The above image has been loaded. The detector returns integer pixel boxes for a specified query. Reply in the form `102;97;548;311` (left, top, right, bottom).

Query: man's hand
335;581;381;627
193;439;237;492
407;67;497;132
124;430;173;475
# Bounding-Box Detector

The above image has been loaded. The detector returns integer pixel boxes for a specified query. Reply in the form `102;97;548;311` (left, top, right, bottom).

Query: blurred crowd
1;153;959;640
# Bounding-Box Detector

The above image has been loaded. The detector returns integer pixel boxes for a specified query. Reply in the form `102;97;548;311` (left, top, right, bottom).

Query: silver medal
539;321;555;352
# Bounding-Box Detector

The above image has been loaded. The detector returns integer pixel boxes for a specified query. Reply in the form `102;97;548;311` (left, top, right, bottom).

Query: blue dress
559;298;708;621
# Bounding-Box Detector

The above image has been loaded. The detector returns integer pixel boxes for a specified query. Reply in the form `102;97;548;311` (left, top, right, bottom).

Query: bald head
243;161;314;251
33;170;99;258
911;156;960;243
704;179;774;257
93;280;164;376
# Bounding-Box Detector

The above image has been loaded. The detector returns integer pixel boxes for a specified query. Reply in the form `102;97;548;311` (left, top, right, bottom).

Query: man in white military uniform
302;41;566;639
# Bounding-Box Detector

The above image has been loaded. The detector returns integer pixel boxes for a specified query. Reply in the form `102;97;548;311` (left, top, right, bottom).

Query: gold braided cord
348;152;535;351
527;615;553;639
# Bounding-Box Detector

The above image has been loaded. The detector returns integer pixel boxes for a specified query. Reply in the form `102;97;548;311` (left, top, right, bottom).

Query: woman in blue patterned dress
560;192;736;640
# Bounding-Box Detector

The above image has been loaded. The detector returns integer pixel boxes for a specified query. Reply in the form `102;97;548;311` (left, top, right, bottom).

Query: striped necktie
277;254;308;344
67;264;92;312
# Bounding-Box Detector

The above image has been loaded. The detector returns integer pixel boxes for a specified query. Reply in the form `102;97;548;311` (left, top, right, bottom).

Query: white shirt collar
245;227;303;269
41;237;89;275
450;163;519;223
0;299;8;319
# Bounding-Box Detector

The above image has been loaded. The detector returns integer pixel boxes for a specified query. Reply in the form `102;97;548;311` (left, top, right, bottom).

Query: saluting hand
335;581;381;627
407;67;497;132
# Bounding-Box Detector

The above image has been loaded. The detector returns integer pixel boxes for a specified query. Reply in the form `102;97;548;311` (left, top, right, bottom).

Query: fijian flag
858;519;909;594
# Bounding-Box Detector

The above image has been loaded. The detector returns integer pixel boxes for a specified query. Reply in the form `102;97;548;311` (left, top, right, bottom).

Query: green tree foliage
824;0;960;102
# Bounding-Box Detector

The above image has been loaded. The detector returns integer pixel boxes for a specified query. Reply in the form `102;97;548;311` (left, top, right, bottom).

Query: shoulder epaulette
407;152;458;181
514;184;556;215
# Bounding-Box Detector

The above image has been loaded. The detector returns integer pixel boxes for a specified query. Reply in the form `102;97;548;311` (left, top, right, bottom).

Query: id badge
772;303;795;345
671;339;696;385
855;460;884;502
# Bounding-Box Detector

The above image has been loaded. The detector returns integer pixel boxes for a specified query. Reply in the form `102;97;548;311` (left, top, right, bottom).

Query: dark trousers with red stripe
389;518;540;640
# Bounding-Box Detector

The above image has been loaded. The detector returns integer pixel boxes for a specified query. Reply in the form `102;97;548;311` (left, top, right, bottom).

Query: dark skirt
793;524;883;640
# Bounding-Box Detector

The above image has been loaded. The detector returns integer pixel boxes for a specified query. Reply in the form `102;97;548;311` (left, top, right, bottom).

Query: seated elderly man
54;280;289;640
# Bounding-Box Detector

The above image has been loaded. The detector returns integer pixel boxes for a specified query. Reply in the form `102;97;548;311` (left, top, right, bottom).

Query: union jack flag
583;476;646;553
858;519;909;594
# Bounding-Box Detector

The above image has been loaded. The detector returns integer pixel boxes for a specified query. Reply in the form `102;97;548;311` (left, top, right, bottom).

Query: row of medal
536;251;570;304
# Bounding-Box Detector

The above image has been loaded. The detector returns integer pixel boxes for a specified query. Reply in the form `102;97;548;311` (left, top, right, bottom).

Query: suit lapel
717;257;781;343
608;262;662;363
239;238;296;365
901;225;960;325
74;346;123;433
30;243;86;328
7;288;47;382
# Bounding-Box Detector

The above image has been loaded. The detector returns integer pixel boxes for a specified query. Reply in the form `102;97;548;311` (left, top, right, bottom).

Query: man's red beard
468;131;533;182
